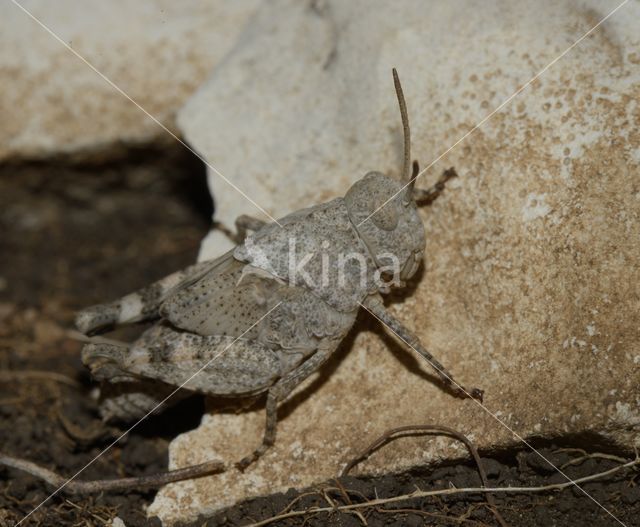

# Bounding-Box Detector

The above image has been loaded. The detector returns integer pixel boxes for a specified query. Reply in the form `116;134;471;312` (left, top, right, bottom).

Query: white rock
0;0;261;160
153;0;640;523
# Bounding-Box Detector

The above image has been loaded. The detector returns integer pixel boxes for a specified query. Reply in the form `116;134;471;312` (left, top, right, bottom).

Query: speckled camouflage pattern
75;71;479;465
234;198;379;312
345;171;426;283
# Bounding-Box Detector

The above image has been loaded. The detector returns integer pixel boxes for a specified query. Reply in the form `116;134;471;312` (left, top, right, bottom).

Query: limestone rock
154;0;640;523
0;0;260;161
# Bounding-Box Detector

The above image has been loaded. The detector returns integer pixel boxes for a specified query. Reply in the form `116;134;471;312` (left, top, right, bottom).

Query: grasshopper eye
370;203;399;231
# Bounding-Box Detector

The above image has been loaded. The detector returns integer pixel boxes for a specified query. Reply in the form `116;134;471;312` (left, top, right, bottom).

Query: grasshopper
76;69;483;470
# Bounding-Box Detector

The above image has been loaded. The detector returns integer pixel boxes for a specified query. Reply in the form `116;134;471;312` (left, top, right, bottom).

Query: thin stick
0;370;80;388
557;451;629;469
375;504;485;526
0;453;224;494
341;425;508;527
56;406;110;444
242;455;640;527
66;329;130;348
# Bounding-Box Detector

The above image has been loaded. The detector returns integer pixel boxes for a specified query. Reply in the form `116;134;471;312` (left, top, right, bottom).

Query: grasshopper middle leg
235;214;267;243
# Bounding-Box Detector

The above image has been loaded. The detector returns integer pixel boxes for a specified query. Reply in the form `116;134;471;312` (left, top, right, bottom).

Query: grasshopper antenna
392;68;413;203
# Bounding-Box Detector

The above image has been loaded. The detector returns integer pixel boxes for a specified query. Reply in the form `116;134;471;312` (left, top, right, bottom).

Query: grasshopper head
346;69;454;293
346;171;425;291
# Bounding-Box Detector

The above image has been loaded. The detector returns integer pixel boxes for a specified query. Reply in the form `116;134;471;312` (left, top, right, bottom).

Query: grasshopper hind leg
236;337;340;470
76;273;185;335
98;380;189;422
75;259;218;336
80;340;187;422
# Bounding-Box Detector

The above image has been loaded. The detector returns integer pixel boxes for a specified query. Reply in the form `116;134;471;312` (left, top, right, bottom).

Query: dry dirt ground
0;147;638;526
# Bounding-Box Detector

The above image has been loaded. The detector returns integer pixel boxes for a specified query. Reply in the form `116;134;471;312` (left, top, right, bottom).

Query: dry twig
55;406;111;444
0;370;80;388
341;424;508;527
557;450;629;470
0;453;224;494
242;443;640;527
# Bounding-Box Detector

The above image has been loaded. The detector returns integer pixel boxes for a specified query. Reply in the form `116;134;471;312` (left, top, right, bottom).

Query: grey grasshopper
76;69;483;470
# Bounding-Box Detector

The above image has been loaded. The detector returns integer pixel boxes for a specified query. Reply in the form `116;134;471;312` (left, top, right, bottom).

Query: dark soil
0;146;210;527
198;443;640;527
0;147;638;527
